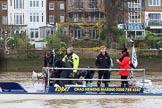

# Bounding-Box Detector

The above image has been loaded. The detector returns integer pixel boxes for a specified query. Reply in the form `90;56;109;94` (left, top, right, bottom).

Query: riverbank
4;48;162;59
1;57;162;73
1;49;162;72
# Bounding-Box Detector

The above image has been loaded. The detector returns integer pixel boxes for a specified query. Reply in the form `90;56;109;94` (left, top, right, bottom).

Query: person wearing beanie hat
116;47;130;88
121;48;127;54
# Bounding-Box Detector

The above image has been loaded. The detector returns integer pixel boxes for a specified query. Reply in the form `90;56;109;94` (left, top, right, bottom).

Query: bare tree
103;0;136;48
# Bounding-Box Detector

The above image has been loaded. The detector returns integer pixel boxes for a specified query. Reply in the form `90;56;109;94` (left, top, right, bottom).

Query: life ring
4;49;9;55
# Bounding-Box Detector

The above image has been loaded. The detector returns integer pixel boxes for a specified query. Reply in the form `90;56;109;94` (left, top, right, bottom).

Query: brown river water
0;71;162;108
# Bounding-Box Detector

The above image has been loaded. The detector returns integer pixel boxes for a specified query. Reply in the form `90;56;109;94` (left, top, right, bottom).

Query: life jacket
62;53;79;73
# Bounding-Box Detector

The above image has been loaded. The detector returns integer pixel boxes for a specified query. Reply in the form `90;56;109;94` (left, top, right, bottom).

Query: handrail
49;78;136;81
43;67;145;71
43;67;146;91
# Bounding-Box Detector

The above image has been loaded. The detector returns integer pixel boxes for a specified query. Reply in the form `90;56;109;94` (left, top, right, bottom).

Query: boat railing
43;67;146;90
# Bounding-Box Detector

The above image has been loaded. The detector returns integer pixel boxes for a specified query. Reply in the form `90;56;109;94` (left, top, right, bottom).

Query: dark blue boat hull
48;86;144;94
0;82;27;93
2;82;162;96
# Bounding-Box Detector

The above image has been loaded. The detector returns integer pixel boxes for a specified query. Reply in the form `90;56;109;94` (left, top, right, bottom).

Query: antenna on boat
52;48;55;67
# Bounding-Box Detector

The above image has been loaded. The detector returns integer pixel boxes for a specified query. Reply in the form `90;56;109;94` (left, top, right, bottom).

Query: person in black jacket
44;50;56;67
43;49;60;86
95;46;111;88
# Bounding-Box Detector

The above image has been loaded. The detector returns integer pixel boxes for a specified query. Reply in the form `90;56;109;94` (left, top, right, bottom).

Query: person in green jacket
60;47;79;86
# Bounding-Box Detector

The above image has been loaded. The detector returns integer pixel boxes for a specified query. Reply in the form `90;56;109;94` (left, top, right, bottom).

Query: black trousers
121;76;129;88
50;70;61;86
97;70;111;87
59;63;72;87
85;71;95;83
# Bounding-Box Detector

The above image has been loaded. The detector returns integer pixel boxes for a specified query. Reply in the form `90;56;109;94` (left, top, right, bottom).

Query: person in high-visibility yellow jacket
62;47;79;73
59;47;79;86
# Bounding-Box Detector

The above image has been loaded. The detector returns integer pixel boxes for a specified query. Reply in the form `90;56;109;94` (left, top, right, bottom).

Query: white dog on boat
32;71;46;80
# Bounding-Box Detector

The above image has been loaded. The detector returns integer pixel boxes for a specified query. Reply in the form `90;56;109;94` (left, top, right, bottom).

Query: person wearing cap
95;46;111;88
60;47;79;86
116;48;130;88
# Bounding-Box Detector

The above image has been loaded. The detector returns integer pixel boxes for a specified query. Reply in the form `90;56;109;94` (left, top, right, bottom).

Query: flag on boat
132;45;138;68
